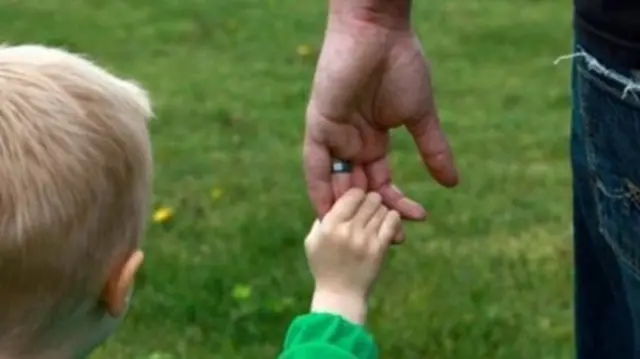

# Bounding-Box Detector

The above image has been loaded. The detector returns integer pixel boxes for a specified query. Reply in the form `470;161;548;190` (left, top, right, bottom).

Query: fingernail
392;229;405;244
391;184;404;195
399;198;427;220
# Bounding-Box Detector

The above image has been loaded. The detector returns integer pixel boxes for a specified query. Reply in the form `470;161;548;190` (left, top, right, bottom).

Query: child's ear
101;250;144;317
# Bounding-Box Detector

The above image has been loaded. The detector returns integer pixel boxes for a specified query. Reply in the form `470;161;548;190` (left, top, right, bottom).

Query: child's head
0;45;152;358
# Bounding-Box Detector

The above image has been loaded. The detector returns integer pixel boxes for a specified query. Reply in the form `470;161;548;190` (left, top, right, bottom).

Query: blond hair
0;45;152;343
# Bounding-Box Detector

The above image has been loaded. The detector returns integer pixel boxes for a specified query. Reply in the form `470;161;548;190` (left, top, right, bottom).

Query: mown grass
1;0;574;358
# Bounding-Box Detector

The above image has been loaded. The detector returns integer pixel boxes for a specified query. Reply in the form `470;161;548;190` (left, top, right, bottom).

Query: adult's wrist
311;287;368;325
328;0;412;30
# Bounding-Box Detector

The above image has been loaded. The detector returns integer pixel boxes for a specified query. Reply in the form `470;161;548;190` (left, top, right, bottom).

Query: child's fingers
364;205;388;234
323;188;366;228
352;192;383;228
377;210;401;248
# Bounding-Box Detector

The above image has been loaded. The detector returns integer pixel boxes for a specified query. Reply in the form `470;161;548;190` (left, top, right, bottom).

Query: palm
304;24;457;221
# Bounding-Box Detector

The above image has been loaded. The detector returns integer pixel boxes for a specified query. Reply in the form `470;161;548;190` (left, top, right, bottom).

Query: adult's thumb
406;116;459;187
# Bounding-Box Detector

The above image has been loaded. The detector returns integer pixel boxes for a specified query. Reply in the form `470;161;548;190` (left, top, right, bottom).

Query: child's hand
304;188;401;324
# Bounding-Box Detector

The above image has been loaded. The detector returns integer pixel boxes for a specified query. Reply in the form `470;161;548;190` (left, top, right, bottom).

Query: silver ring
331;159;352;174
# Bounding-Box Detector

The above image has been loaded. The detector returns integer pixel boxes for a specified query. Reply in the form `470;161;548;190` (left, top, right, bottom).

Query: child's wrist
310;286;368;325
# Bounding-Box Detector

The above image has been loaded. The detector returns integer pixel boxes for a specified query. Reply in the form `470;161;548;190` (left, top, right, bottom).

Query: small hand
305;188;401;324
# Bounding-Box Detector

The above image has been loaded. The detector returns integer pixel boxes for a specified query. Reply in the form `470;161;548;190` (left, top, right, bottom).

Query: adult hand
303;2;458;224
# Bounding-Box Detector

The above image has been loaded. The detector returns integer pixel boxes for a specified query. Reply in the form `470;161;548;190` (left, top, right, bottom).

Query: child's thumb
304;219;322;251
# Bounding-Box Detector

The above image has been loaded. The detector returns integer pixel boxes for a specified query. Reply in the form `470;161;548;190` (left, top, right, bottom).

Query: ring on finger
331;159;352;174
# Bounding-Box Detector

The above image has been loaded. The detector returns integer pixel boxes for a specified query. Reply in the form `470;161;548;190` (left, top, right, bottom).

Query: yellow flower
296;44;312;57
152;207;173;223
211;187;223;200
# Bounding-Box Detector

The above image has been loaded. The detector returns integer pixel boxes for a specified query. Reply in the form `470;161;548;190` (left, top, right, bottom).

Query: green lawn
1;0;575;358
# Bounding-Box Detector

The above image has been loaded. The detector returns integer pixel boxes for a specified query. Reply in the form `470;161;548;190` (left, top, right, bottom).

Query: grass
1;0;574;358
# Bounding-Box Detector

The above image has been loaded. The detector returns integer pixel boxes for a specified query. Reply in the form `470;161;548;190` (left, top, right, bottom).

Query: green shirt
278;313;378;359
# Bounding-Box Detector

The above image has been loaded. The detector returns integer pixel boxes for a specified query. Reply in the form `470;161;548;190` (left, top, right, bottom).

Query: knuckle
334;224;352;243
351;239;368;257
367;244;381;257
348;188;366;199
321;223;344;243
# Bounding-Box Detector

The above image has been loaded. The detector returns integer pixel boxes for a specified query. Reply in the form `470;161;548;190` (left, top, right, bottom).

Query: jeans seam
577;64;640;111
579;69;640;280
558;48;640;110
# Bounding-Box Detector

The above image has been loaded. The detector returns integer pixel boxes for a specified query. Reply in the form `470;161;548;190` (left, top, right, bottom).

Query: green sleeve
277;313;379;359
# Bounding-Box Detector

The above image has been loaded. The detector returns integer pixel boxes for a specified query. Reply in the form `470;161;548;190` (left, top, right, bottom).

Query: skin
303;0;458;230
305;189;401;324
103;250;144;317
0;251;143;358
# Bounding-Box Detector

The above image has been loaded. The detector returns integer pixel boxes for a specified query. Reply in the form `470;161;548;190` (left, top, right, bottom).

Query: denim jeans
572;48;640;358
